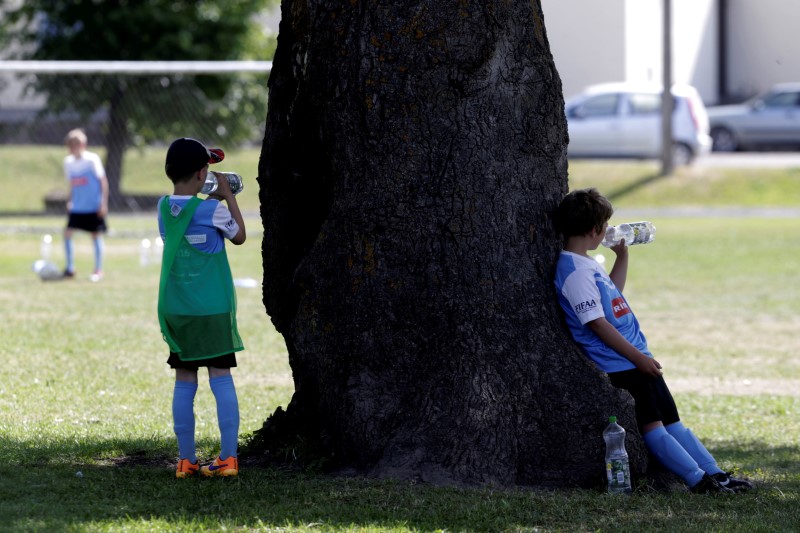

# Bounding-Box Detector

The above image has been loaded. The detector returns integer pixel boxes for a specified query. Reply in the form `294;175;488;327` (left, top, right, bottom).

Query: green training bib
157;197;244;360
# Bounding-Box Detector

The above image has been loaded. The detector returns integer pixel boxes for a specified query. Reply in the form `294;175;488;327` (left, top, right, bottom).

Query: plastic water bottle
602;221;656;247
603;416;632;494
201;171;244;196
139;238;152;266
40;234;53;260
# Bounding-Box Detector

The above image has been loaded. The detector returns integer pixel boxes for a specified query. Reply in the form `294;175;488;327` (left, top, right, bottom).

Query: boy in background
553;188;753;494
63;129;108;282
158;137;246;478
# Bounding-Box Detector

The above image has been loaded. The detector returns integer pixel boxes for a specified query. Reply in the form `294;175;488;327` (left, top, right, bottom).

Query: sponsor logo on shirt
612;297;631;318
71;176;89;187
574;299;597;315
185;234;207;244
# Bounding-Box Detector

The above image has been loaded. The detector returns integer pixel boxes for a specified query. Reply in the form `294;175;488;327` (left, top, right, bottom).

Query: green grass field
1;148;800;531
1;145;263;214
4;144;800;215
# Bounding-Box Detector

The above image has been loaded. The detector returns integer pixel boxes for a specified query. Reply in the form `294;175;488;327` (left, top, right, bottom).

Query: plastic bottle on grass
603;416;632;494
602;221;656;247
140;238;152;266
40;234;53;260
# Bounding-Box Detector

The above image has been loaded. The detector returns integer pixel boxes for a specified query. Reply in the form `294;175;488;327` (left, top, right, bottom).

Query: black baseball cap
165;137;225;178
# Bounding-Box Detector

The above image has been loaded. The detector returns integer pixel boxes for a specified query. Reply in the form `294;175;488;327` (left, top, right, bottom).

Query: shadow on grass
604;172;668;203
1;435;799;532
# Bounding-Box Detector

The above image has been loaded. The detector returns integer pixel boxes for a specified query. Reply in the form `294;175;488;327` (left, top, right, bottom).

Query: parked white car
708;83;800;152
565;82;712;165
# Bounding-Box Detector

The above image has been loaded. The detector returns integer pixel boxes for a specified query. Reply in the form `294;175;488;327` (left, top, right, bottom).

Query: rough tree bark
253;0;646;487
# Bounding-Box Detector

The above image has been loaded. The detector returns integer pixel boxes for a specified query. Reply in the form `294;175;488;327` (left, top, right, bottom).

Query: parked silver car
565;82;712;165
708;83;800;152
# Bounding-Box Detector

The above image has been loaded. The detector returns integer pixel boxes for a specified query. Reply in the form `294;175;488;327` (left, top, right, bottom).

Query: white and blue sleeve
561;268;605;325
212;202;240;240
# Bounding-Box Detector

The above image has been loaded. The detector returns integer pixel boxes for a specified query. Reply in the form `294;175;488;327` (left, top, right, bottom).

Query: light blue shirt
554;251;652;373
157;196;239;254
64;151;105;213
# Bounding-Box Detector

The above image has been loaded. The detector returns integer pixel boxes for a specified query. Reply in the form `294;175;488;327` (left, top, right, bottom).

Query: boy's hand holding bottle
203;171;244;199
208;172;236;202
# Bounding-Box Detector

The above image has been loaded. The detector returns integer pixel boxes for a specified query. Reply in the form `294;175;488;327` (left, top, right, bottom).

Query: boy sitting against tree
553;188;752;494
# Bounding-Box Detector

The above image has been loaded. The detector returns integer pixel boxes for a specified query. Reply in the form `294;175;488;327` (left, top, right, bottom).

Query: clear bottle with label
201;171;244;196
40;234;53;260
603;416;633;494
139;238;152;266
601;221;656;247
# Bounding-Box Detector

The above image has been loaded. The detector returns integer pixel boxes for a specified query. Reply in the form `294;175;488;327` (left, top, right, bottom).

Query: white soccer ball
32;259;62;281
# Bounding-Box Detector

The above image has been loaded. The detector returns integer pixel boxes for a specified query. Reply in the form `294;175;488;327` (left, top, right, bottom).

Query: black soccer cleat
712;471;754;493
691;473;735;494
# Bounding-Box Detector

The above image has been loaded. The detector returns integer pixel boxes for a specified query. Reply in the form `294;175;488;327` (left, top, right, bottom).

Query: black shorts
67;213;107;233
167;352;237;370
608;368;680;429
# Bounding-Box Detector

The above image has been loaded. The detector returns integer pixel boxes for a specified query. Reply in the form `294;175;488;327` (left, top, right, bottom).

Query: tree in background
254;0;646;487
1;0;277;209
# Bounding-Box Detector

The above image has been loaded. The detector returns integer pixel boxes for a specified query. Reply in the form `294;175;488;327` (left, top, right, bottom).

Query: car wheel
711;127;738;152
671;143;694;166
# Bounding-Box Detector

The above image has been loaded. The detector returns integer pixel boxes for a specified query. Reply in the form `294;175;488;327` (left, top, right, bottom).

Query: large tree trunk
254;0;646;487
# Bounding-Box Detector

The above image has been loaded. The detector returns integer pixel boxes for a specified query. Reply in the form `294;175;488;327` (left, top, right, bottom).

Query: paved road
615;206;800;218
695;152;800;168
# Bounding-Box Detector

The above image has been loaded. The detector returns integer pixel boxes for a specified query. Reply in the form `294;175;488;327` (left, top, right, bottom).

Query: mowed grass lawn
1;147;799;531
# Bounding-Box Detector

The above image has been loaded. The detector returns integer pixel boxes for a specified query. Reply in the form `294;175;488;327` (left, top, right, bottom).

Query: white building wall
625;0;717;101
544;0;718;104
726;0;800;100
543;0;627;100
672;0;718;103
623;0;663;84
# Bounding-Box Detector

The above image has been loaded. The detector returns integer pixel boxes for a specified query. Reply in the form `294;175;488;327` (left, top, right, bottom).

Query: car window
574;94;619;117
627;93;661;115
761;91;800;108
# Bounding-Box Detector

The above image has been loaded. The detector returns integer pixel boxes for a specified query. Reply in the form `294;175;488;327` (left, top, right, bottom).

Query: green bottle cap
609;416;617;423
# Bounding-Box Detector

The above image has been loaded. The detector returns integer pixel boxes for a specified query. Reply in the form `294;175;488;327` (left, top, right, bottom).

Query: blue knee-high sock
64;237;74;272
93;236;103;272
665;421;724;475
643;426;705;487
172;381;198;462
210;375;239;459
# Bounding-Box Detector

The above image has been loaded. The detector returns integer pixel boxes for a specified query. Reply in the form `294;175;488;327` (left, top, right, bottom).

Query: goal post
0;60;273;74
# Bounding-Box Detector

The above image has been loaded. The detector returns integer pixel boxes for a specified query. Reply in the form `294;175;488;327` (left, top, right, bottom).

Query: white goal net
0;60;273;211
0;60;272;146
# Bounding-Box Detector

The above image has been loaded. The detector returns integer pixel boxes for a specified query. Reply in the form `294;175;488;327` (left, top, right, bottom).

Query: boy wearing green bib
158;138;247;478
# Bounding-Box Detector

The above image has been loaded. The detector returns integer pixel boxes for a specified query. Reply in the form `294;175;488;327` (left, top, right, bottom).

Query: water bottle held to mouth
602;221;656;247
201;171;244;196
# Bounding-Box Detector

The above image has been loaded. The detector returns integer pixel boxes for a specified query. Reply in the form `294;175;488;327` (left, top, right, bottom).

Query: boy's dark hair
554;188;614;237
